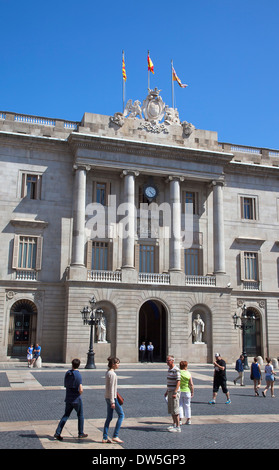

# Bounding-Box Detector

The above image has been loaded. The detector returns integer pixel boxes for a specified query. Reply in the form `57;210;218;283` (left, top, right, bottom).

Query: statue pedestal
192;342;207;363
93;342;111;363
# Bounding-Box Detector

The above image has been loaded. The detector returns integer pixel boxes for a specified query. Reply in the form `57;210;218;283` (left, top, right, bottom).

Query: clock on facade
144;185;158;200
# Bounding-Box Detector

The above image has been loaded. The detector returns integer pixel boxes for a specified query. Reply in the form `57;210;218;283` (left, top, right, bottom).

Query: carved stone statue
192;314;205;343
110;112;125;127
123;99;143;119
164;106;180;125
96;315;107;343
182;120;195;137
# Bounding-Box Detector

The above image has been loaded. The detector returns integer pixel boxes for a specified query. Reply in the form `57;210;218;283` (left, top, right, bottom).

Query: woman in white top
102;356;124;443
262;357;276;398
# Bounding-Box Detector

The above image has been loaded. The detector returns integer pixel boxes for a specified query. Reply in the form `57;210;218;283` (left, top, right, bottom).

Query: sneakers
78;433;88;439
168;426;181;432
208;400;215;404
54;433;63;441
225;399;231;405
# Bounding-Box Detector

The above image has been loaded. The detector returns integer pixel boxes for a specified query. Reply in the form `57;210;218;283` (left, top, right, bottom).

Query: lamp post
81;295;102;369
233;304;255;369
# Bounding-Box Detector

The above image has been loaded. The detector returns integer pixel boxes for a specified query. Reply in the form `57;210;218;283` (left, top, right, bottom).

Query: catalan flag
172;65;187;88
147;52;154;74
122;52;127;81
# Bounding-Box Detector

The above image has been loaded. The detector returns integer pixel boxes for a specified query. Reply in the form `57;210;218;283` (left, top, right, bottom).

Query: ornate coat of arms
142;88;165;124
110;88;195;137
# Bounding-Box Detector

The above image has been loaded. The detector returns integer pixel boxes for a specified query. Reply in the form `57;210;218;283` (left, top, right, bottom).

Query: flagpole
171;60;174;108
148;50;150;90
122;50;125;112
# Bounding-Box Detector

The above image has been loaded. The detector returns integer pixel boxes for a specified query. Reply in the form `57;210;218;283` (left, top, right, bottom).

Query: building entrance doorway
139;300;167;362
8;299;37;357
245;307;262;357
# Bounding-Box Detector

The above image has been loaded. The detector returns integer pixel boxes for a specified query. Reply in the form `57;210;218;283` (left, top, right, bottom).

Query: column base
169;270;185;286
68;265;87;281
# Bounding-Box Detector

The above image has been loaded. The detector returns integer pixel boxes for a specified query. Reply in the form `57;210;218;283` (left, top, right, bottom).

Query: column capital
73;163;91;172
121;169;140;178
166;175;184;183
210;179;225;188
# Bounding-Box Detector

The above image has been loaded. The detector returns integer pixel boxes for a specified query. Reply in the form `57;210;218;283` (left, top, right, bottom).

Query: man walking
209;353;231;405
165;355;181;432
54;358;88;440
234;354;245;386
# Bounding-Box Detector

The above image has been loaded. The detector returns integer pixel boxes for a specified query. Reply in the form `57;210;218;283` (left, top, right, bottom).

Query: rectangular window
91;241;109;270
12;235;43;271
21;173;42;200
241;197;257;220
96;183;107;205
184;248;200;275
139;245;155;273
182;191;198;215
244;252;258;280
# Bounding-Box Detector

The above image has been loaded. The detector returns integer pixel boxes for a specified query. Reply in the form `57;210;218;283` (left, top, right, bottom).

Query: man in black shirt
209;353;231;404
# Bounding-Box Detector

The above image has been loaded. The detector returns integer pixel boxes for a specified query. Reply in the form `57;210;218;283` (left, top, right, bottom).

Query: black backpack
64;370;77;389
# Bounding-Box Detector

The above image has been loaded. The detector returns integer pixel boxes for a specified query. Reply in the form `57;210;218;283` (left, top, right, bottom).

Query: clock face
144;185;157;199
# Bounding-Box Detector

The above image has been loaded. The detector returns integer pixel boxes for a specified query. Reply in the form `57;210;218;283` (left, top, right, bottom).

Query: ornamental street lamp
233;304;255;370
81;295;103;369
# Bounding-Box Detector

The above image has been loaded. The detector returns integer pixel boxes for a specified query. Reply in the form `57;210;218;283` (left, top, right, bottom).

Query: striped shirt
167;365;181;392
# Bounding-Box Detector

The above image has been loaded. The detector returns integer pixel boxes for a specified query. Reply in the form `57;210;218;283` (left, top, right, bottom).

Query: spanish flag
172;65;187;88
147;52;154;74
122;52;127;82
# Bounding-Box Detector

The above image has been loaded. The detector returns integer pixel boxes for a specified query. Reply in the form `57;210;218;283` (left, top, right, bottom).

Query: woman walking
179;360;194;425
262;357;276;398
250;357;262;396
102;357;124;444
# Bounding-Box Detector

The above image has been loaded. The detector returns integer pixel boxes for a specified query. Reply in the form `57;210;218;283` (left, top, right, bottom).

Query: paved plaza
0;360;278;453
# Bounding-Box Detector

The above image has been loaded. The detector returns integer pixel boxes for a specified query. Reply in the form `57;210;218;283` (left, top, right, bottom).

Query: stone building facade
0;92;279;364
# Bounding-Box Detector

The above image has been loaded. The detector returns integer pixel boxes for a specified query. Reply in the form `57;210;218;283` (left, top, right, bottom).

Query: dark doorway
244;307;262;357
139;300;167;362
8;300;37;357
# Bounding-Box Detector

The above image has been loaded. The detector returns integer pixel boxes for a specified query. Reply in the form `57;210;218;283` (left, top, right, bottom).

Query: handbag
117;392;124;405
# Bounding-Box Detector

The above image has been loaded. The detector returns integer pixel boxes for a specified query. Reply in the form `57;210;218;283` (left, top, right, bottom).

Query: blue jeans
103;397;124;439
56;398;84;436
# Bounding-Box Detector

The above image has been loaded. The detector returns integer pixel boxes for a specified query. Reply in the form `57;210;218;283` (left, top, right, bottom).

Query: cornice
67;132;233;166
225;160;279;178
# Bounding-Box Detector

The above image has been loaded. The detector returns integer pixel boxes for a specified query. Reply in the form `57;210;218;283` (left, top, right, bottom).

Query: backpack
64;370;77;389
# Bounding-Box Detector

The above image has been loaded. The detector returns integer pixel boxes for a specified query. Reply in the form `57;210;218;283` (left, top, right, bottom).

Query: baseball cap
215;353;220;357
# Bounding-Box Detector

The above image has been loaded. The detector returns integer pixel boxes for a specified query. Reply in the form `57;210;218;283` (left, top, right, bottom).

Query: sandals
102;437;124;444
112;437;124;443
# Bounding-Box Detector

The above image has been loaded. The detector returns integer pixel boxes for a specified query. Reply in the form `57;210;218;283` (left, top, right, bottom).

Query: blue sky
0;0;278;149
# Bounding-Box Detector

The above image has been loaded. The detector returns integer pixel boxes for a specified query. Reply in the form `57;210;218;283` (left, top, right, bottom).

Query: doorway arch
8;299;37;357
244;307;262;357
138;299;167;362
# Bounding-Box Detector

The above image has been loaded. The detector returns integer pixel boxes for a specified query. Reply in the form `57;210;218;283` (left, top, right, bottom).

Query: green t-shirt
180;370;191;393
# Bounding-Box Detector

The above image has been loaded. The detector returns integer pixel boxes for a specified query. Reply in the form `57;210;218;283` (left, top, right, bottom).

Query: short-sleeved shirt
34;346;41;358
214;359;226;379
64;369;82;403
180;370;191;393
167;365;181;392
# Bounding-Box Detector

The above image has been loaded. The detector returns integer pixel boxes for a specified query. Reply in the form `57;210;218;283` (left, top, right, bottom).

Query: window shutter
21;173;26;198
86;240;93;270
108;240;113;271
134;244;140;271
257;252;262;281
12;235;20;269
240;252;245;281
35;236;43;270
198;248;203;275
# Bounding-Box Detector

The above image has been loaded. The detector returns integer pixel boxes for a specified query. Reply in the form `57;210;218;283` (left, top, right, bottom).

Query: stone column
121;170;138;270
71;164;88;268
168;176;184;272
212;180;226;273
